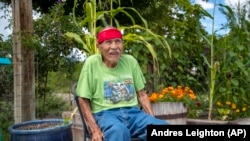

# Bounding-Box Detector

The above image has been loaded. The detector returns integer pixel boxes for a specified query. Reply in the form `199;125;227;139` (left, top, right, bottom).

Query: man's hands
91;129;104;141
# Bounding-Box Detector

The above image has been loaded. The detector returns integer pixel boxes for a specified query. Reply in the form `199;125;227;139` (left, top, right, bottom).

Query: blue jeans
93;107;168;141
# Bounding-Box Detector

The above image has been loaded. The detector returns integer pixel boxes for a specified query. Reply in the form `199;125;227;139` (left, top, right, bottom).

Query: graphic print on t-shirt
104;78;135;104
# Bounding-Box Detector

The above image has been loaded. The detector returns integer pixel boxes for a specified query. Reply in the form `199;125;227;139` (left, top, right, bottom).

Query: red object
196;102;201;107
97;27;122;44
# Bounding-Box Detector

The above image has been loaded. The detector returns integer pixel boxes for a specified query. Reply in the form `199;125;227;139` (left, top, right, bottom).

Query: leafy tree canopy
1;0;174;24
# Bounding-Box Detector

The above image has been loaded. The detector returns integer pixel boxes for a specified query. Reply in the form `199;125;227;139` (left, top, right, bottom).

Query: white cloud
66;48;86;62
224;0;248;8
194;0;214;9
225;0;249;20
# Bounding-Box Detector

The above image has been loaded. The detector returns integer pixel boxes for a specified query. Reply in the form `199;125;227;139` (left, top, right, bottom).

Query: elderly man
76;26;168;141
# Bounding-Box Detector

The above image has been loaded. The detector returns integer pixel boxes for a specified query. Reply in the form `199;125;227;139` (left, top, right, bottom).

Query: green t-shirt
76;54;146;113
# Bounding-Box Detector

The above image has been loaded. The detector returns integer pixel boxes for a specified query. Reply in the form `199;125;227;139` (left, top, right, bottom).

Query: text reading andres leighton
147;125;248;140
151;128;224;138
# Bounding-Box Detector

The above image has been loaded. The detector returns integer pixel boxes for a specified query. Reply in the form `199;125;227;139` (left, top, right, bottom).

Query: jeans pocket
93;112;104;124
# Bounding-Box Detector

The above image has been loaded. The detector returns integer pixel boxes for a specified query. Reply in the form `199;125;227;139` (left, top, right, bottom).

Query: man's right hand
91;129;104;141
78;98;104;141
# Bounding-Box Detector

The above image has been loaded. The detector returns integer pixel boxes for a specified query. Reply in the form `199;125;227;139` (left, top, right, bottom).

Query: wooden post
12;0;35;123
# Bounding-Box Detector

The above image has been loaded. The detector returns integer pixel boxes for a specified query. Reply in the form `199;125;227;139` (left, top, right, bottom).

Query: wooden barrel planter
151;102;188;125
229;118;250;125
8;119;73;141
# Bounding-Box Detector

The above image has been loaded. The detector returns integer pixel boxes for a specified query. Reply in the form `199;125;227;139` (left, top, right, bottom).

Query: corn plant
197;0;218;120
65;0;171;69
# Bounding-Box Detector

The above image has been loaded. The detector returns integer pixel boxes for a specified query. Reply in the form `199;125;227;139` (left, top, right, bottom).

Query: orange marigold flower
216;101;222;106
168;86;174;90
149;85;196;103
159;94;164;99
231;103;237;109
160;92;165;95
189;94;196;100
225;101;231;105
149;93;158;102
242;107;247;112
176;89;183;95
188;90;194;94
162;88;169;94
176;95;182;100
171;90;176;95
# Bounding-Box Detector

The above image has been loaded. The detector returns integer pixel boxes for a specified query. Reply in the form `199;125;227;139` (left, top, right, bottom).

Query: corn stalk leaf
64;32;90;53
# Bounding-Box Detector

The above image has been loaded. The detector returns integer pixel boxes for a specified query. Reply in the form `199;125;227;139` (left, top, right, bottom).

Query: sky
193;0;249;35
0;1;249;39
0;2;12;40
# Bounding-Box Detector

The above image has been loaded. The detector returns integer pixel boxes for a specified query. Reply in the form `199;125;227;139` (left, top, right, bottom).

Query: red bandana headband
97;27;122;44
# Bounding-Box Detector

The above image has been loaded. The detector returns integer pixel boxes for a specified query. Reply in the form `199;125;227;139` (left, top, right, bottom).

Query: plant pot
187;117;250;125
151;102;188;124
8;119;73;141
186;118;229;125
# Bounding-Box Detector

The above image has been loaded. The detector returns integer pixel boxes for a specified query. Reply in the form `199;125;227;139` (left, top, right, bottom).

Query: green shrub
0;101;13;141
36;94;71;118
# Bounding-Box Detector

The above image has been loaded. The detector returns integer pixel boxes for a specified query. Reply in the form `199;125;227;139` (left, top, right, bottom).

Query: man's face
98;38;123;66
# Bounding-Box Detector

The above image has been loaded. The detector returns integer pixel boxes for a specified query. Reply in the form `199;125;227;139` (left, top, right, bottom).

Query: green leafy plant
0;101;13;141
36;94;71;118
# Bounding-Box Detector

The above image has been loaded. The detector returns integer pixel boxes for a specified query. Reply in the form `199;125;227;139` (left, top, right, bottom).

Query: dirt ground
16;122;62;130
54;93;73;102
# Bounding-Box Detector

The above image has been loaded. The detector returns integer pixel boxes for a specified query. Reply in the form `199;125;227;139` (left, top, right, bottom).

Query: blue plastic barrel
8;119;73;141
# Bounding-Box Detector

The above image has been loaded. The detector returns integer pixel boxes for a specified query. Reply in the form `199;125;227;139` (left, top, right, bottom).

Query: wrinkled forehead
97;27;122;44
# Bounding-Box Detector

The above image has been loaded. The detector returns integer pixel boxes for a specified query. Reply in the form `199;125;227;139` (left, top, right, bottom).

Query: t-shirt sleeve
132;58;146;91
76;61;93;99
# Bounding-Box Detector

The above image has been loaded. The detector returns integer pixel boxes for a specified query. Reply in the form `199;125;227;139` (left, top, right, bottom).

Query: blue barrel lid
0;57;11;65
8;119;73;135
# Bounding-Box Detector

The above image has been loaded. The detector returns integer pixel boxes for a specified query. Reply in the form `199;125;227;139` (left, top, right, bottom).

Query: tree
12;0;35;123
129;0;212;93
33;2;82;118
